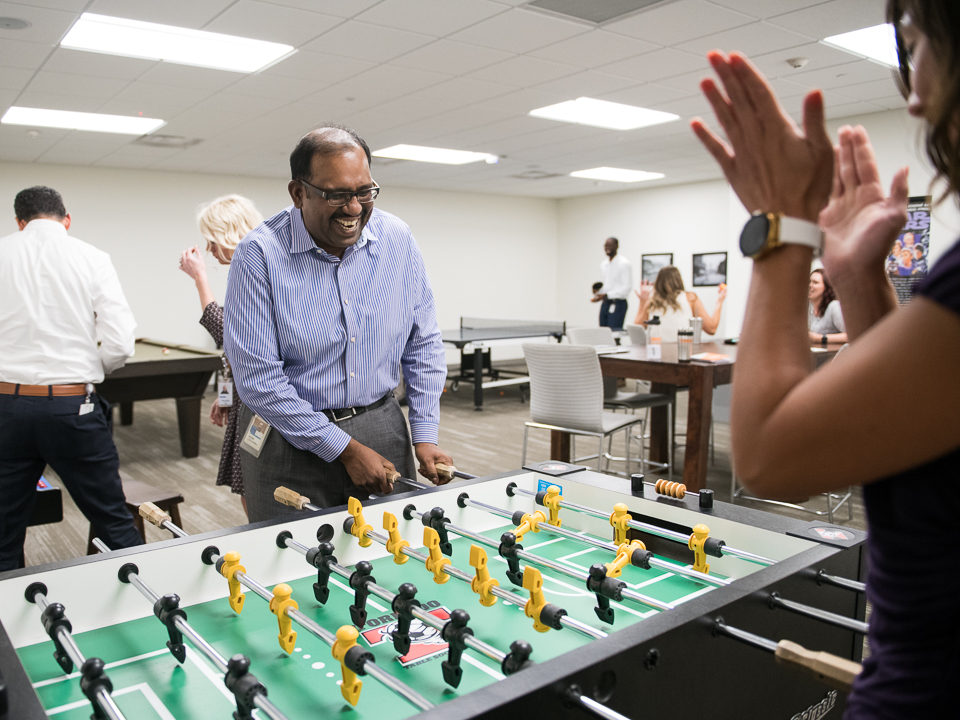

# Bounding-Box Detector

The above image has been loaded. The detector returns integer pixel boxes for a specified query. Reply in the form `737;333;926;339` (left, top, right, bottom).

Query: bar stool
86;479;184;554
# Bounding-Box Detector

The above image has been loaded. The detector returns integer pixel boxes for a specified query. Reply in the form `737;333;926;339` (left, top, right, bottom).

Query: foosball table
0;465;867;720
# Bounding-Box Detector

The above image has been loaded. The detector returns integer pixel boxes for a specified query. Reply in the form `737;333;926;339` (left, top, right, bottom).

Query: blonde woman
178;195;263;514
633;265;726;341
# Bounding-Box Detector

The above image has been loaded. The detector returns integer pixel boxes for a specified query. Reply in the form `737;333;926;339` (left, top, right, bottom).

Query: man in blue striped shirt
224;125;453;521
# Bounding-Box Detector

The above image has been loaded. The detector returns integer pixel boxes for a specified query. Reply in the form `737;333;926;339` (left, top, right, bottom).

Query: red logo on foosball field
360;603;450;668
813;528;851;541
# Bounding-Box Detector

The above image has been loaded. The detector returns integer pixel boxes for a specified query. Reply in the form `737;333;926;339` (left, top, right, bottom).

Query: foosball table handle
774;639;862;692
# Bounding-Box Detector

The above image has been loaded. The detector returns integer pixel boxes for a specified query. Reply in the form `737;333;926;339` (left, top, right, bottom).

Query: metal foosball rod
458;492;731;588
402;503;676;614
711;617;862;692
336;498;608;641
23;583;127;720
137;506;434;711
817;569;867;594
276;530;533;684
506;482;774;567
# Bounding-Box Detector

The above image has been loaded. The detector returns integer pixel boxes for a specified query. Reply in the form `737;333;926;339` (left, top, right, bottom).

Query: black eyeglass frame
298;178;380;207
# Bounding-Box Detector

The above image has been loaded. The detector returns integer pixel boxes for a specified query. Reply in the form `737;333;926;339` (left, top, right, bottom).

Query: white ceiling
0;0;901;198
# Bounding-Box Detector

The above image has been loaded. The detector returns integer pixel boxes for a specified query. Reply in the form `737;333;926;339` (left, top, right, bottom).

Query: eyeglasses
299;178;380;207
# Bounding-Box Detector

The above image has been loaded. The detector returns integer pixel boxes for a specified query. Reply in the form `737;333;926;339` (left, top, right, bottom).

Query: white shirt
0;218;136;384
600;254;632;300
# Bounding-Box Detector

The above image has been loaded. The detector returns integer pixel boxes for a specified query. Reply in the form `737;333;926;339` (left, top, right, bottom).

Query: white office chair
521;343;646;477
566;327;673;478
625;324;647;346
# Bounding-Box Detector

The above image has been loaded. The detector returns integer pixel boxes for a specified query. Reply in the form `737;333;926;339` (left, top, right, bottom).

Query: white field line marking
329;577;389;613
489;556;583;597
33;649;169;688
628;574;673;589
461;653;504;680
523;537;567;551
45;682;177;719
186;646;236;705
672;586;714;604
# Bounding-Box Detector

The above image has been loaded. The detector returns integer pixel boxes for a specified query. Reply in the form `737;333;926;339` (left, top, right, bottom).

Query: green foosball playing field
18;519;724;720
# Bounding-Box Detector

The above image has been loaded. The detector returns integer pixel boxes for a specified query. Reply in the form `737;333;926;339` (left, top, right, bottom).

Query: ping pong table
441;317;566;410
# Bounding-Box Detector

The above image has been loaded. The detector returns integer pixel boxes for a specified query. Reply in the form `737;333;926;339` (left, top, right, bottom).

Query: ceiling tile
531;70;638;99
0;124;68;162
86;0;235;29
823;99;885;120
304;21;434;62
598;81;695;108
708;0;827;18
0;1;79;44
314;64;453;112
95;81;212;117
0;66;33;92
258;49;375;83
204;0;342;46
607;0;754;45
26;70;130;99
12;0;86;9
256;0;381;18
748;41;865;80
416;76;515;105
93;143;184;168
778;58;895;92
0;38;52;70
12;89;105;113
676;21;814;57
355;0;506;36
600;48;707;83
766;0;887;39
227;72;318;101
830;77;904;103
41;48;157;80
392;40;514;75
450;7;589;54
529;29;658;68
467;55;579;88
135;63;246;93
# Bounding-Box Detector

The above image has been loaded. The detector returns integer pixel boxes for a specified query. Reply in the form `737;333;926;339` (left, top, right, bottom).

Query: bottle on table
647;316;662;360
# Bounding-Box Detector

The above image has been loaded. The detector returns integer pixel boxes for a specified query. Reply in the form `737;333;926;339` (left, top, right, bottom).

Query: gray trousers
239;396;416;523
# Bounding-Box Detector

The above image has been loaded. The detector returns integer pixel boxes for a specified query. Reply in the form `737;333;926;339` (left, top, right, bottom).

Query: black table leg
473;347;484;410
119;402;134;426
175;395;203;458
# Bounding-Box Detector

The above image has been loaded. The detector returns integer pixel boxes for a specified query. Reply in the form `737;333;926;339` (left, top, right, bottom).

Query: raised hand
178;246;207;282
691;51;834;223
818;125;909;282
635;280;653;303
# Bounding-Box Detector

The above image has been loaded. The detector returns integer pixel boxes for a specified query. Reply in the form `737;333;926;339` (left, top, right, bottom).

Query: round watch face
740;214;770;257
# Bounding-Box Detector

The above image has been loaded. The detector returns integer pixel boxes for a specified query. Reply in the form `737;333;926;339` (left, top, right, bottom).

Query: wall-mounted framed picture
641;253;673;284
692;252;727;287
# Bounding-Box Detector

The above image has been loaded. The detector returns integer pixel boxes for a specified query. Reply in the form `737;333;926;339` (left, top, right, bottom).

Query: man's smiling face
289;147;374;257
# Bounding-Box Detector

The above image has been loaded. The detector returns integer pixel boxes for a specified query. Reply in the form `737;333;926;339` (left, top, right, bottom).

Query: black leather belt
322;393;391;423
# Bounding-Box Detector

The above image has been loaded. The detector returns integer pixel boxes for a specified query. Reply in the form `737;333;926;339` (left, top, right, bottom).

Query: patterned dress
200;302;244;495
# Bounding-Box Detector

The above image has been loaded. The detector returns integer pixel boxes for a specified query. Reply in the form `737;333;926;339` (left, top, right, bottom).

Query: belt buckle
330;407;357;423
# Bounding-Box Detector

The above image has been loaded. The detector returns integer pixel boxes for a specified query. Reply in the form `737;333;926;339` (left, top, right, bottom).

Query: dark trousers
0;392;143;571
600;298;628;331
239;396;417;523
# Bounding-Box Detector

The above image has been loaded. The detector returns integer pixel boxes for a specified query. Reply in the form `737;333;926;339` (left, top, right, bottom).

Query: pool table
96;339;223;458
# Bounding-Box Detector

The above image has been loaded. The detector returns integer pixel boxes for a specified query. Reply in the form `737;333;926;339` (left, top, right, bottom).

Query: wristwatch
739;212;822;260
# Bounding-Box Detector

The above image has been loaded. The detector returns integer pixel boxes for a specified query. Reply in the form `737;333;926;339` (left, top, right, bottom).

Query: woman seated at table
633;265;726;341
178;194;263;517
808;268;848;344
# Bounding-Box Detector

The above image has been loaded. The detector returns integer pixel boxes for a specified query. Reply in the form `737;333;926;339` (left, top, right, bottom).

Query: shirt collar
25;218;68;235
289;206;374;259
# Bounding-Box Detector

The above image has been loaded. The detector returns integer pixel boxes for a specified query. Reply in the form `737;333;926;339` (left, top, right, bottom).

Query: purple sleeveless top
845;238;960;718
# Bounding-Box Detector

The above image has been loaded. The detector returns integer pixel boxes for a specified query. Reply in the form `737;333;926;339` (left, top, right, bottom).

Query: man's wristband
821;334;828;345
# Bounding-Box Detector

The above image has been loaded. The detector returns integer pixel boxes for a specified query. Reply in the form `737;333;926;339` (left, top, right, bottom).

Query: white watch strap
779;216;822;251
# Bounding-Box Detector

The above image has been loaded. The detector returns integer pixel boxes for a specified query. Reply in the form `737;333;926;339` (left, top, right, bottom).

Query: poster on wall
886;195;931;305
641;253;673;284
692;252;727;286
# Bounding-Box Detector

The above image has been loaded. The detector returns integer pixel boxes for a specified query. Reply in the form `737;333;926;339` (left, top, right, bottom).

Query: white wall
556;107;960;339
0;163;558;356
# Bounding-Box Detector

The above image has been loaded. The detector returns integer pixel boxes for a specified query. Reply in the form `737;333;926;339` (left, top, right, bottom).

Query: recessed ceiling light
60;13;295;73
822;23;898;67
529;97;679;131
372;144;498;165
1;107;165;135
570;167;664;183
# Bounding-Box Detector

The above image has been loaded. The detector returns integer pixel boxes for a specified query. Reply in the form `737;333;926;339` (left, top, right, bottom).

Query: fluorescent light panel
60;13;295;73
1;106;165;135
570;167;664;183
373;144;498;165
529;97;679;131
822;23;898;67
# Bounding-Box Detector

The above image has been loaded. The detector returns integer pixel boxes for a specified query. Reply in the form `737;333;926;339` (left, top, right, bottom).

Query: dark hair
606;237;619;248
888;0;960;200
592;281;603;292
289;124;372;181
810;268;837;317
14;186;66;222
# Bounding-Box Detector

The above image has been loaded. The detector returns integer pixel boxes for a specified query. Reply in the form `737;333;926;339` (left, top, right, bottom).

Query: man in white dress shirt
592;237;632;330
0;186;143;571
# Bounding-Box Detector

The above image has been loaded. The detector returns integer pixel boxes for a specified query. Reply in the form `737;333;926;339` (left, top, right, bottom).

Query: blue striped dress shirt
223;206;446;462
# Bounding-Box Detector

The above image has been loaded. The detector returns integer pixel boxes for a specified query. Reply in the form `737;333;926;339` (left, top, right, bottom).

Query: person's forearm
732;245;815;482
195;277;216;312
633;298;651;325
702;300;724;335
832;268;897;342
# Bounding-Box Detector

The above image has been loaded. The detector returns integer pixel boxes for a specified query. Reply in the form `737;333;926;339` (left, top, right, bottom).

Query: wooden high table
550;341;840;491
